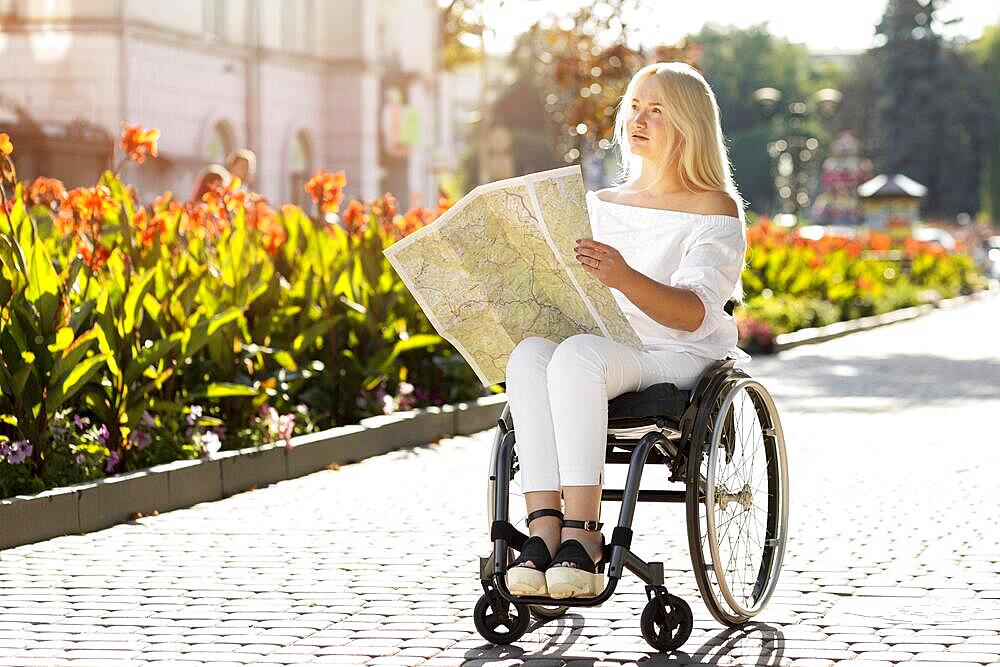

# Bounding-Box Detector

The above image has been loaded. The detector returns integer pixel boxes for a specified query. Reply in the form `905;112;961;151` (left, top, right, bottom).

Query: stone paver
0;292;998;666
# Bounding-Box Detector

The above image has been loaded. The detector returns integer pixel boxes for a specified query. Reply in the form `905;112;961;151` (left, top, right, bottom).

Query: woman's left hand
575;238;634;290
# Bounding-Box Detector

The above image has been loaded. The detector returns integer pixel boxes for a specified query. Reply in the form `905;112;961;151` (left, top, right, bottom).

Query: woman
504;62;751;599
189;164;231;204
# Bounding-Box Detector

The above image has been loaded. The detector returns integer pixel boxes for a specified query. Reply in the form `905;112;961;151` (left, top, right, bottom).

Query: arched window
205;120;235;164
287;129;313;208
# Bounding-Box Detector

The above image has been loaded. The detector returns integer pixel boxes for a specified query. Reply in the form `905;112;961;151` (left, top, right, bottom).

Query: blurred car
986;235;1000;280
912;226;956;251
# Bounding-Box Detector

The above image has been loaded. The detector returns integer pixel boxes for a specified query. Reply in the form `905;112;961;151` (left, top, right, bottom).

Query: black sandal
505;508;563;596
545;518;607;599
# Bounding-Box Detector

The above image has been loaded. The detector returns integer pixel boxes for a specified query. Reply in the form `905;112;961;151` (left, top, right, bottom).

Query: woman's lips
631;134;648;141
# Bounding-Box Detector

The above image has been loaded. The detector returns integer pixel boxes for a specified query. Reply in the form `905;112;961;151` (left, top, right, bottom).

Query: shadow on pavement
762;352;1000;411
461;618;787;665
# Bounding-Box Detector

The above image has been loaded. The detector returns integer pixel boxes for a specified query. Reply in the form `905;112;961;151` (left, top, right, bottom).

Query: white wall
0;32;120;130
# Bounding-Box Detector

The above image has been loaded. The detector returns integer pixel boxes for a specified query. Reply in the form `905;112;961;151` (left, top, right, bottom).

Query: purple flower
97;424;110;444
1;439;32;465
104;450;120;473
186;405;203;426
141;410;156;429
73;414;88;430
75;453;86;465
129;430;152;450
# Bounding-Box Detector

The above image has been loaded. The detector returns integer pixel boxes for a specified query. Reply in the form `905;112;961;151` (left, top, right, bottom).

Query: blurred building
0;0;446;210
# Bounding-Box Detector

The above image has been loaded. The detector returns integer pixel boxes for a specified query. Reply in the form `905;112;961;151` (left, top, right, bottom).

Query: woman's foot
545;520;606;599
505;510;562;596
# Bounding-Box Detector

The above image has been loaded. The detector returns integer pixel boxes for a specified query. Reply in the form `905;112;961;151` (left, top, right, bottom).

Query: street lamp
753;86;842;226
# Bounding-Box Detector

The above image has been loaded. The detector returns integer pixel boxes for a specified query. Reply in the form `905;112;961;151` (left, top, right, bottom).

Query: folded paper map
383;165;643;387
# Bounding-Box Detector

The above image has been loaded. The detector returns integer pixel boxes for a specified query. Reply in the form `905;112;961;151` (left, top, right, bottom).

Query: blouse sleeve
667;220;747;342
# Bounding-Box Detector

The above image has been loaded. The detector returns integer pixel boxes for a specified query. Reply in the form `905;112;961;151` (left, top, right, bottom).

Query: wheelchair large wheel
487;404;568;620
685;375;789;626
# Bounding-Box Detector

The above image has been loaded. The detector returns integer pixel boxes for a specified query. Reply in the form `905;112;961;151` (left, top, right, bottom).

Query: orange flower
58;185;118;239
76;238;111;271
131;207;169;248
0;133;12;156
259;219;288;255
304;169;347;213
341;199;368;237
435;196;454;217
370;193;398;235
244;192;276;231
120;123;160;164
866;231;891;252
29;177;68;210
395;206;435;239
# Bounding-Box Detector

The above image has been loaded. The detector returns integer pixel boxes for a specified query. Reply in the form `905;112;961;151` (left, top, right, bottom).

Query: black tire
640;594;693;652
529;604;568;619
685;372;789;627
474;593;531;644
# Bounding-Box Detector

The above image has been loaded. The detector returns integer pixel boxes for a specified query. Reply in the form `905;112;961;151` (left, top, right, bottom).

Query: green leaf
192;382;258;399
48;326;75;353
123;268;157;334
46;352;111;414
291;316;337;354
124;336;179;385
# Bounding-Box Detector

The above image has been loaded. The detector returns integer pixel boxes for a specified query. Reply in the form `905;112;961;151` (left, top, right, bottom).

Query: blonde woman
504;62;751;599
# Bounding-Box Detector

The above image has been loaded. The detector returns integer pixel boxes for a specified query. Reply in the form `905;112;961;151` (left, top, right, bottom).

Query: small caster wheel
529;604;568;620
640;593;693;652
474;593;531;644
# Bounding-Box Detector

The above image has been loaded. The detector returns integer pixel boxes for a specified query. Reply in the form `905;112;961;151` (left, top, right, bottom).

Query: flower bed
735;217;985;352
0;127;484;497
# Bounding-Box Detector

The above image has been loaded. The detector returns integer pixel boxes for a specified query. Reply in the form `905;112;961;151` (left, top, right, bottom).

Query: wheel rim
700;378;788;618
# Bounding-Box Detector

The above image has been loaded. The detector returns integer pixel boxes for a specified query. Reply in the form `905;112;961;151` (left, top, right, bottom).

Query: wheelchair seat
607;382;690;429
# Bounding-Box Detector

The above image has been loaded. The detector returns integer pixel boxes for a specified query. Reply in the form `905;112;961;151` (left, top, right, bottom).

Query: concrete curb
772;286;997;353
0;397;505;550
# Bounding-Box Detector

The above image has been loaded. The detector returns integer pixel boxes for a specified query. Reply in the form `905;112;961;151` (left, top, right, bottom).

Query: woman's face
627;76;675;160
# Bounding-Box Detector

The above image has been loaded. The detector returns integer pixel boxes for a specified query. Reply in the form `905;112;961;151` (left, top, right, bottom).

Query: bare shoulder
593;187;621;203
694;190;741;217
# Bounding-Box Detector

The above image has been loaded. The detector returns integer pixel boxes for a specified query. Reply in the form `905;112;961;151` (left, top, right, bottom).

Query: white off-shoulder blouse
585;189;752;364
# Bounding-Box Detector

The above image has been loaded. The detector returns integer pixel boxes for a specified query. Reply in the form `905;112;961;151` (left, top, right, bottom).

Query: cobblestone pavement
1;293;999;667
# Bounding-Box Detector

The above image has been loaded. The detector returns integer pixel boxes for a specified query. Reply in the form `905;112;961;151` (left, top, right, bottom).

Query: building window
287;129;313;208
204;0;225;41
205;120;235;164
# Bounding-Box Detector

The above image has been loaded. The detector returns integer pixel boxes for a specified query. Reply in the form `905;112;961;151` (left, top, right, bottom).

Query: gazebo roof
858;173;927;199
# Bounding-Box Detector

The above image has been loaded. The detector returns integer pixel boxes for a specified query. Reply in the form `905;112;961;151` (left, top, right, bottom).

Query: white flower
200;430;222;455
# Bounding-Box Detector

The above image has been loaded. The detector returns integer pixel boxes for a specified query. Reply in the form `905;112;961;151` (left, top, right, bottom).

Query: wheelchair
475;323;789;652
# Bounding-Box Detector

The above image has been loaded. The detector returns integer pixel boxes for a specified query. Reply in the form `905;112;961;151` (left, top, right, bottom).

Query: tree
689;23;843;215
968;23;1000;221
872;0;995;217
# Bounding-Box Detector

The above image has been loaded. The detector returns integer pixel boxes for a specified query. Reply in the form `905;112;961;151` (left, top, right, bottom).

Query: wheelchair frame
478;357;789;651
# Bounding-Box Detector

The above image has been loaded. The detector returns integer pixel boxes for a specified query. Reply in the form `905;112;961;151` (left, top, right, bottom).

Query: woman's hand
574;238;634;291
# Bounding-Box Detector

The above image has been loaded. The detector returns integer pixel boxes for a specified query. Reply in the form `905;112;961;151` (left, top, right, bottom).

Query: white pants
504;334;714;492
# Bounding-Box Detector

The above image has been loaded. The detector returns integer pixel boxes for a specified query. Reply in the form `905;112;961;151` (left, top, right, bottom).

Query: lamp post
752;87;841;227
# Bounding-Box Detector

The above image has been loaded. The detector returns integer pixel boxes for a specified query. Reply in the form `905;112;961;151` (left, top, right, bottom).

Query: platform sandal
545;518;607;599
504;508;563;596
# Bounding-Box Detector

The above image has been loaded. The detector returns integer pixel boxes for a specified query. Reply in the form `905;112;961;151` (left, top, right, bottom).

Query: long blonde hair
611;62;748;303
612;62;746;217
